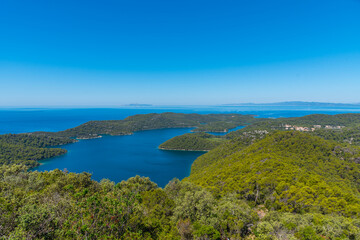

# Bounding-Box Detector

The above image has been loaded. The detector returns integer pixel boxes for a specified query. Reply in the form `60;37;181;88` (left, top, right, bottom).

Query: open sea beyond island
2;105;360;187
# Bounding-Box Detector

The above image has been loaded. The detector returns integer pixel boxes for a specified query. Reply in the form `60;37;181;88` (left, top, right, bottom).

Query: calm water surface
33;128;203;187
2;106;360;187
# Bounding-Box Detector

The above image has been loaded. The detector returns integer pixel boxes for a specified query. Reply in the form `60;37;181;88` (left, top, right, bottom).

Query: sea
1;105;360;187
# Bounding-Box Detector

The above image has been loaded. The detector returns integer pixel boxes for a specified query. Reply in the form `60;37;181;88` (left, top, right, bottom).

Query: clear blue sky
1;0;360;106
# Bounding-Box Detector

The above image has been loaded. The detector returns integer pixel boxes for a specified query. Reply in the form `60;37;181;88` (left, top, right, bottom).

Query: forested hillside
0;134;74;167
1;164;359;239
51;113;258;139
162;113;360;152
159;133;226;151
187;131;360;217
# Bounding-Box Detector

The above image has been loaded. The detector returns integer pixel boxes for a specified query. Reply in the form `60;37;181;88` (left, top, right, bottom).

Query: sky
0;0;360;106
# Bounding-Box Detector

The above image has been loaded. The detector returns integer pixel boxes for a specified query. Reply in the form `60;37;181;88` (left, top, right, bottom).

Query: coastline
76;135;103;140
192;130;228;133
158;147;209;152
31;149;69;168
75;132;134;140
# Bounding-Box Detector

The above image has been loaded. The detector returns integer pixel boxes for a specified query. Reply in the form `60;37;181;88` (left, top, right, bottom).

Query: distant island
223;101;360;107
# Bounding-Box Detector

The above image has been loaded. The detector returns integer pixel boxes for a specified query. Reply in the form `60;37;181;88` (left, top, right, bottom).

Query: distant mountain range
223;101;360;107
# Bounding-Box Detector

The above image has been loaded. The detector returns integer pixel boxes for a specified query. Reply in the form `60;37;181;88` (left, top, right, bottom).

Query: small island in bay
159;132;226;151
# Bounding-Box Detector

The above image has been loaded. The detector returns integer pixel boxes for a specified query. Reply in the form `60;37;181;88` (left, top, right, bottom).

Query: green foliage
227;113;360;139
1;163;359;239
253;211;360;240
0;166;180;239
191;114;257;133
280;113;360;127
192;222;221;240
190;129;268;174
159;132;226;151
0;133;75;148
0;142;67;168
0;167;256;239
50;112;257;139
165;179;257;239
0;134;73;168
187;131;360;217
312;125;360;146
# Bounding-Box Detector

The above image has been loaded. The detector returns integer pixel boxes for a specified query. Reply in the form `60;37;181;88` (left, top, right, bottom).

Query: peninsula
3;112;360;167
0;113;258;167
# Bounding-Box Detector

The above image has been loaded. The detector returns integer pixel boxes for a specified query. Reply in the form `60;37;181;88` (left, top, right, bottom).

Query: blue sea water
33;128;203;187
208;126;246;136
2;105;360;187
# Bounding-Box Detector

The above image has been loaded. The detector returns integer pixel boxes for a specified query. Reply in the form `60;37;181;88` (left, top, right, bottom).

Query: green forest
163;113;360;152
49;113;258;139
159;133;226;151
0;134;74;168
1;113;360;239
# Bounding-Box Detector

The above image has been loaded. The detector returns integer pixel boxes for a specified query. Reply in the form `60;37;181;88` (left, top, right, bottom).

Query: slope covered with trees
0;134;74;167
163;113;360;152
227;113;360;139
187;131;360;217
0;133;75;147
1;165;359;239
41;113;257;139
159;133;226;151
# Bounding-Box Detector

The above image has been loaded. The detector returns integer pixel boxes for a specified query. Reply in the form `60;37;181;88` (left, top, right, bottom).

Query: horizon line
2;101;360;109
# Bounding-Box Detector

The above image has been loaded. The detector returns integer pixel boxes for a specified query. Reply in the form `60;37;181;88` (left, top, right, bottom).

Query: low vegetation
1;164;359;239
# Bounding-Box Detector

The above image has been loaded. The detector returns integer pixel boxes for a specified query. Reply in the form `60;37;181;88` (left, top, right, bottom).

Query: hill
223;101;360;107
1;164;359;239
0;134;74;167
186;131;360;217
159;132;226;151
45;112;258;139
161;113;360;153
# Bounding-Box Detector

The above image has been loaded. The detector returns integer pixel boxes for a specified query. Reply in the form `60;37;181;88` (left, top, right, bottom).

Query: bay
33;128;203;187
2;105;360;187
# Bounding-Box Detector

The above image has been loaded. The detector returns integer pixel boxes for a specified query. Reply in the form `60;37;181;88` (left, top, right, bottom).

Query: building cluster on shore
282;124;344;132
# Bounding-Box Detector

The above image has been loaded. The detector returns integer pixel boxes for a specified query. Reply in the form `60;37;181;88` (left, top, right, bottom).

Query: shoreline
158;147;209;152
76;135;103;140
